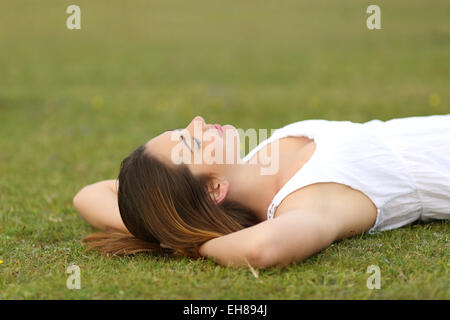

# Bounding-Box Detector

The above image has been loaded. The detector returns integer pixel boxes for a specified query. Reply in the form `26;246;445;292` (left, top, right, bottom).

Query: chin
222;124;237;136
222;124;239;142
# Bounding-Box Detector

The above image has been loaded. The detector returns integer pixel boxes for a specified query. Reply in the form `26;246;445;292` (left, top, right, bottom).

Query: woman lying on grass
73;114;450;269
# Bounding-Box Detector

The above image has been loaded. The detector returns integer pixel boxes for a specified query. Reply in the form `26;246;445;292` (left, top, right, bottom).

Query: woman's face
144;116;240;177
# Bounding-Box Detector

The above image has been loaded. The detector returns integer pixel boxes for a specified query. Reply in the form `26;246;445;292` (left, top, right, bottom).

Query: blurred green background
0;0;449;299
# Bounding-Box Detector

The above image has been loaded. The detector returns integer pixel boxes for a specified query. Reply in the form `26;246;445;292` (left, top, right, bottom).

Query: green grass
0;0;449;299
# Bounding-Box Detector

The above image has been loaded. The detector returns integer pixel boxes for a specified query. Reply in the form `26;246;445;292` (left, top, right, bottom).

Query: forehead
144;130;181;160
145;131;173;150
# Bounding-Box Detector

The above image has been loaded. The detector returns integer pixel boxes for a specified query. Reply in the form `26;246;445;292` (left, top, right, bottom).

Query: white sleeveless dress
242;114;450;234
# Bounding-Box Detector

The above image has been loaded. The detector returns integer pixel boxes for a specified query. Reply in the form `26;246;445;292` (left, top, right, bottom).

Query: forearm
199;211;339;269
73;179;128;233
199;236;259;268
198;216;292;269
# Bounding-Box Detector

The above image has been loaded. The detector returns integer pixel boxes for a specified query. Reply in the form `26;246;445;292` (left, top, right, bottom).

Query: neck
224;136;315;222
225;161;280;222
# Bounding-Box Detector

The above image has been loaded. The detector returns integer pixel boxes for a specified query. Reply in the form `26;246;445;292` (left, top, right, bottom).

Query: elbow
72;191;81;212
73;189;83;210
72;186;102;229
72;186;88;214
245;242;279;269
246;245;266;268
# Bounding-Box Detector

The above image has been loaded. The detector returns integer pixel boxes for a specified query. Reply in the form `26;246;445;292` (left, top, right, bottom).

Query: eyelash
194;138;201;148
180;135;201;149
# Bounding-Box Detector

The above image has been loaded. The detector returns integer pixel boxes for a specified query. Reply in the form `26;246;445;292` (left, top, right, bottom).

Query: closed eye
173;128;200;151
194;137;201;148
180;134;193;151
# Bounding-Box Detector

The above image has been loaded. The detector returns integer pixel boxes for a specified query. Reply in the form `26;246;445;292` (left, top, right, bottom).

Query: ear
207;178;230;204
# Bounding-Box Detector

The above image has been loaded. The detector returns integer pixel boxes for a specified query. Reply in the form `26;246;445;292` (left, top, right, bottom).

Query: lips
214;124;223;137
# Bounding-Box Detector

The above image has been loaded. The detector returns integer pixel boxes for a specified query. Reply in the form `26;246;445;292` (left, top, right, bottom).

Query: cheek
222;131;240;161
188;162;221;178
186;163;202;177
203;134;223;158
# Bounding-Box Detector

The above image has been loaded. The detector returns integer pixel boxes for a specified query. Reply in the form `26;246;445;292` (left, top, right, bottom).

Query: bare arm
73;179;129;233
199;210;339;269
199;185;377;269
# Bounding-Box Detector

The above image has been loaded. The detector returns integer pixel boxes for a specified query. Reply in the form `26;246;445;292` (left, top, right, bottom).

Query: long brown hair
82;144;260;258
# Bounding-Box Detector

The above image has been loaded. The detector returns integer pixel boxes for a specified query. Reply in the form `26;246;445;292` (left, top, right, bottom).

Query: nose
193;116;205;125
186;116;206;133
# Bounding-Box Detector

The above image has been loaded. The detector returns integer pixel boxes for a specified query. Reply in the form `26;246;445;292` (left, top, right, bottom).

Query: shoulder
274;182;378;239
